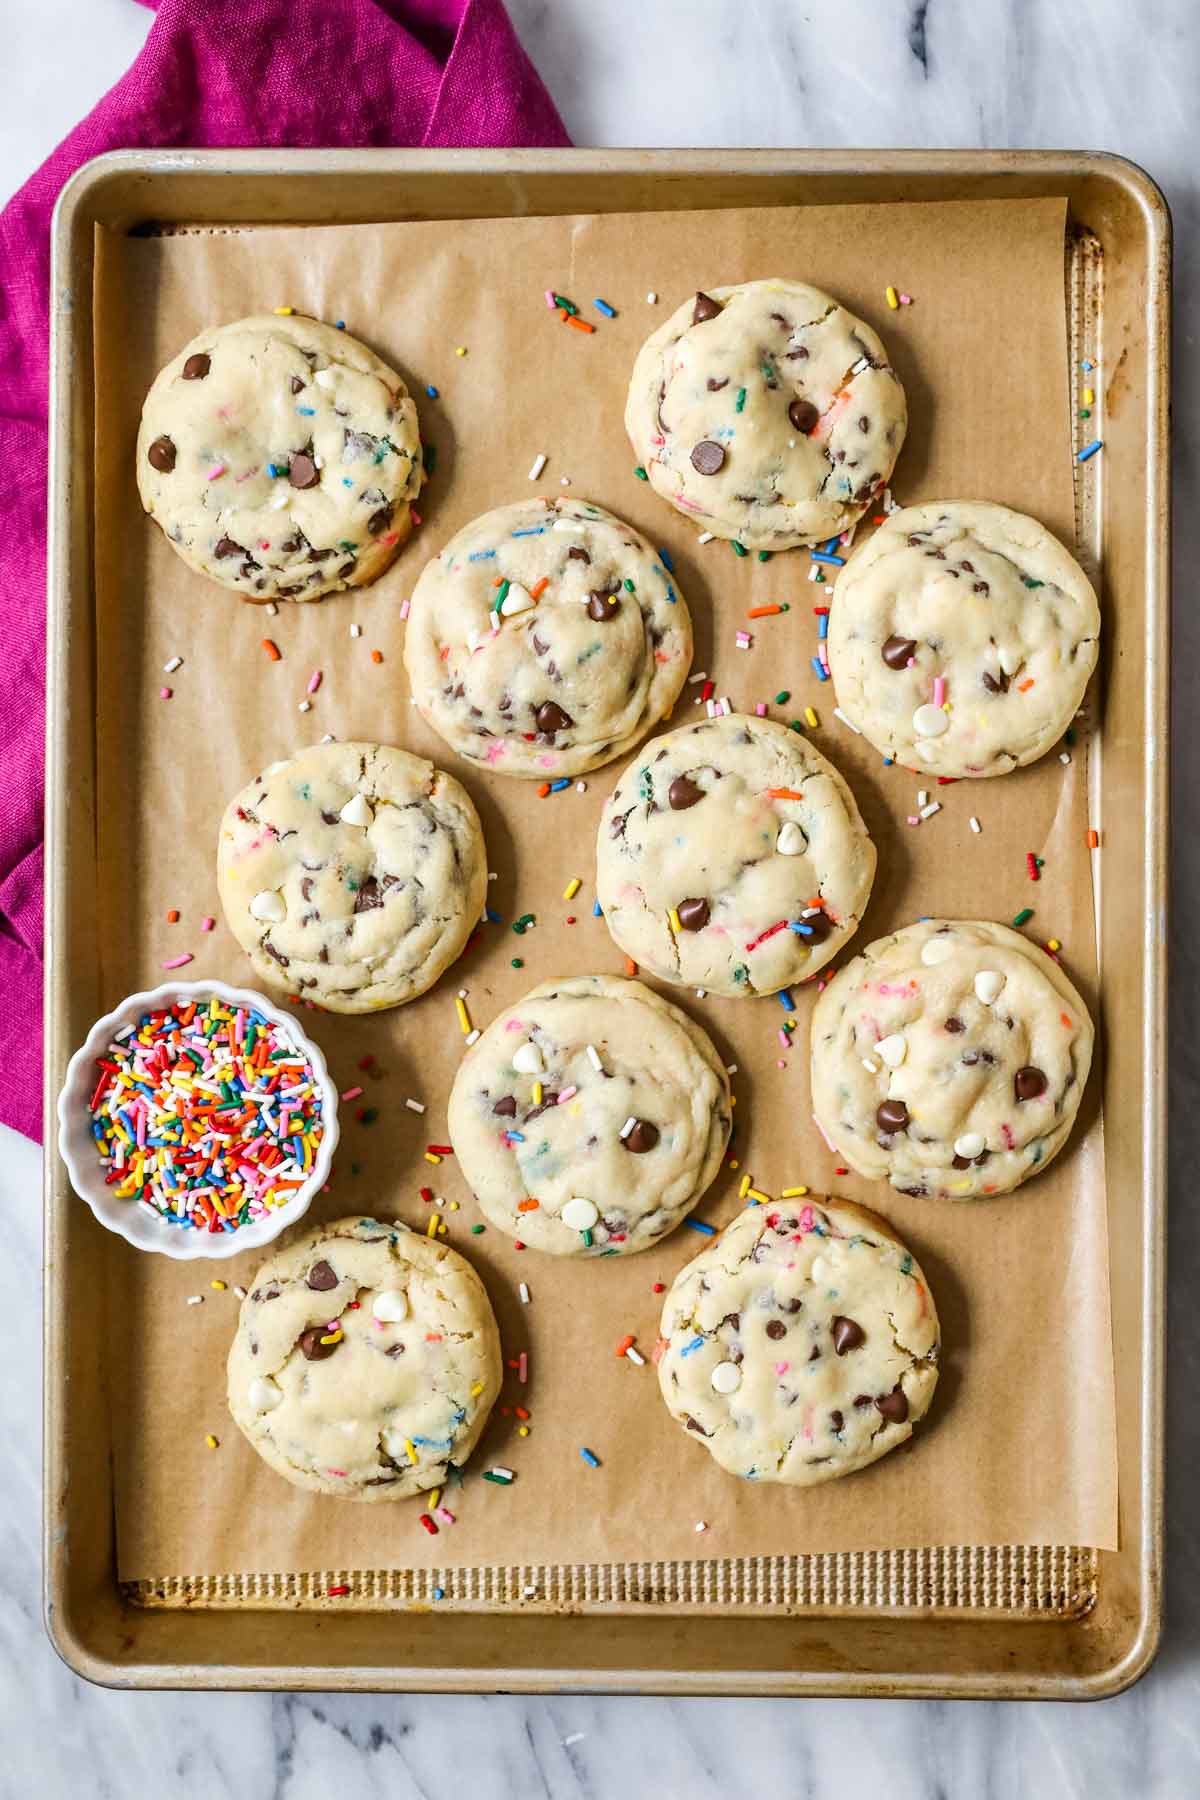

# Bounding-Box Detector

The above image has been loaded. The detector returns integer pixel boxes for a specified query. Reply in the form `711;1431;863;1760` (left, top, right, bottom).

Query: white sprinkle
268;490;290;511
465;1028;481;1046
186;1295;204;1306
298;699;311;713
862;1057;879;1073
458;987;468;999
563;1732;587;1747
695;988;707;998
350;623;362;638
646;291;657;304
918;800;941;820
619;1116;637;1138
833;707;861;734
519;1282;530;1304
719;695;732;713
698;531;715;544
576;781;587;794
320;733;335;744
694;1521;707;1533
523;1584;538;1598
489;1466;515;1482
488;870;498;881
586;1043;604;1072
969;816;982;833
559;476;571;487
163;655;183;674
528;453;547;481
234;1286;247;1300
726;1063;738;1074
625;1346;646;1366
917;789;929;808
405;1098;426;1114
688;670;709;684
705;699;717;718
850;356;870;374
808;564;822;582
1060;751;1072;764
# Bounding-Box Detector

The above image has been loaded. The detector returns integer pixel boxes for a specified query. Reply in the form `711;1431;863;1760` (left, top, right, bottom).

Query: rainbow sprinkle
85;996;325;1233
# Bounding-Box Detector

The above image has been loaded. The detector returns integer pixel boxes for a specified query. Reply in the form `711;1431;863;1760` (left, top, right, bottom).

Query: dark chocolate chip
182;353;210;380
622;1120;660;1154
290;375;306;394
299;1326;339;1361
830;1410;844;1432
881;634;917;670
1015;1065;1048;1101
800;910;833;944
214;536;243;560
831;1315;865;1355
875;1099;910;1134
692;291;723;324
289;451;319;489
492;1095;518;1117
567;545;591;563
367;507;393;536
669;775;704;810
262;940;289;968
765;1319;787;1341
706;377;729;391
676;896;710;932
945;1016;966;1033
858;415;870;433
875;1385;909;1424
690;439;725;476
147;435;176;473
353;877;384;913
534;700;573;736
306;1259;338;1292
587;591;619;621
788;398;820;434
982;669;1010;694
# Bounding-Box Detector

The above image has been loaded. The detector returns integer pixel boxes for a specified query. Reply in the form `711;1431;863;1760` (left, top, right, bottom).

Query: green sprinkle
1022;577;1044;589
470;1224;485;1234
775;691;791;704
423;442;438;476
1065;726;1077;745
1079;409;1091;419
553;293;578;315
1012;907;1034;927
788;719;804;733
735;387;747;413
623;577;635;592
732;541;748;558
581;1228;593;1247
733;964;749;984
482;1470;512;1484
634;465;649;481
760;362;773;381
900;1253;914;1276
511;957;524;968
758;550;771;562
493;578;510;613
512;913;535;934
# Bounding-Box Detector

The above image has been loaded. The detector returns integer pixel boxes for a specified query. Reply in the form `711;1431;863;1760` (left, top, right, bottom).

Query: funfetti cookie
625;279;907;551
657;1195;940;1486
217;741;486;1013
137;313;423;601
448;975;731;1256
810;919;1094;1199
404;497;693;778
595;713;876;998
227;1216;501;1500
827;501;1100;776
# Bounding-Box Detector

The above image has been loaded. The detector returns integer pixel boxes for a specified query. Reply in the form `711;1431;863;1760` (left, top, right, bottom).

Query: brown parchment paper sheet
88;196;1117;1582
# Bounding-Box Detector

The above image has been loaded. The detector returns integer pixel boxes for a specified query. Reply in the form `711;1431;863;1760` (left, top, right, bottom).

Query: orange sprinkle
537;782;551;798
1086;828;1100;849
493;575;505;587
261;638;281;661
517;1198;540;1213
530;576;550;599
166;909;180;924
514;1405;531;1421
562;311;595;334
768;788;805;800
1016;678;1035;693
1060;1012;1073;1028
748;604;784;618
371;649;384;664
615;1334;635;1357
624;957;638;977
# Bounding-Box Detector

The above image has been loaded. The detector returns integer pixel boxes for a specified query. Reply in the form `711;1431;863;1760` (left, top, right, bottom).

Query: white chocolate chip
249;889;286;922
954;1131;986;1160
381;1427;411;1462
974;970;1005;1005
876;1032;907;1069
499;582;536;616
561;1196;599;1231
913;703;950;737
338;793;374;828
776;821;806;856
248;1376;283;1413
921;936;955;967
511;1040;544;1076
810;1255;829;1282
314;367;336;388
371;1289;408;1324
710;1361;742;1395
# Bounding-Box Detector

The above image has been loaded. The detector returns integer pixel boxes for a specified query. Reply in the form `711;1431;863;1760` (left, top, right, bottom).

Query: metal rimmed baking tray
44;148;1168;1697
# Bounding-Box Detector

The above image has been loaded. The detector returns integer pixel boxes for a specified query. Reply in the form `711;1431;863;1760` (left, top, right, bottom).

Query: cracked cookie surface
810;919;1094;1199
595;713;875;997
828;501;1100;776
137;313;423;602
448;975;731;1257
657;1195;939;1486
404;497;693;777
227;1215;501;1500
625;279;907;550
217;740;487;1012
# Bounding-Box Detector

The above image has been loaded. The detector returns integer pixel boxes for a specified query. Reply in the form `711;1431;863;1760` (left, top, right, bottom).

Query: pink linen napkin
0;0;568;1141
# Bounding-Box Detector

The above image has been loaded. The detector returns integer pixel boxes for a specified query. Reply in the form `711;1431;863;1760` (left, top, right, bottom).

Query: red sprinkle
419;1186;434;1204
427;1144;452;1155
326;1584;351;1597
700;679;715;703
1026;852;1040;881
744;918;788;952
652;1282;665;1293
418;1513;438;1536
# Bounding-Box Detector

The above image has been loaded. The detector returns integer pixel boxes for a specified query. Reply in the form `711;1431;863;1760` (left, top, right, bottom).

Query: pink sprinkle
900;293;912;305
327;1469;348;1479
206;464;226;481
340;1085;364;1101
932;675;946;707
798;1204;816;1234
556;1086;579;1104
200;916;215;932
410;508;422;528
518;1351;528;1384
399;598;411;620
259;539;271;550
503;1018;527;1033
380;532;400;546
161;953;194;970
544;289;557;310
776;1059;787;1069
234;466;259;484
307;669;323;695
435;1506;456;1525
774;1361;789;1374
778;1029;790;1046
159;686;173;700
812;1113;839;1153
485;742;507;764
906;814;920;826
755;702;767;717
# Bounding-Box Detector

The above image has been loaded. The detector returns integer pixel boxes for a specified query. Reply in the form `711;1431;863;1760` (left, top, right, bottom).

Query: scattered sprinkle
969;816;982;833
1077;440;1103;462
885;285;899;309
262;639;281;662
528;453;547;481
579;1447;601;1468
1013;907;1034;927
593;298;616;318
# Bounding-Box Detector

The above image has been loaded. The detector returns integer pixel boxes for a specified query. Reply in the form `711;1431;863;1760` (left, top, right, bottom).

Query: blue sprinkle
818;613;828;640
824;536;841;554
335;320;345;330
1081;358;1094;372
680;1335;706;1356
1077;439;1103;462
511;526;547;538
809;550;845;567
505;1131;526;1144
658;547;675;572
788;921;813;937
342;477;353;487
426;384;439;398
593;298;616;318
432;1587;444;1601
778;989;796;1012
265;462;280;478
811;656;829;682
685;1219;717;1236
884;757;895;766
580;1446;601;1467
467;549;497;562
412;1435;453;1450
592;900;603;917
665;583;677;604
485;906;501;924
296;405;316;416
550;777;571;792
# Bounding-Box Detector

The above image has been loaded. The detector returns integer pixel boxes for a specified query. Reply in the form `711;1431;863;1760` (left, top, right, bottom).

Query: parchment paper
89;196;1117;1582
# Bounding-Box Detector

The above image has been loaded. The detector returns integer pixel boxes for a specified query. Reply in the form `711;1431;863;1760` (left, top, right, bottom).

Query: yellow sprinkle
563;877;582;901
886;285;899;309
470;1382;484;1397
1048;938;1062;952
455;345;468;356
210;1279;227;1290
805;706;819;728
428;1487;442;1512
518;1425;531;1437
746;1186;771;1204
273;305;295;315
449;1200;460;1211
728;1159;739;1169
532;1081;543;1106
730;1094;736;1107
438;1222;448;1236
738;1174;751;1199
424;1151;443;1165
949;1181;974;1194
1083;386;1095;405
668;907;682;935
319;1330;343;1346
405;1438;419;1464
427;1213;441;1237
781;1185;809;1198
205;1434;219;1449
455;996;472;1034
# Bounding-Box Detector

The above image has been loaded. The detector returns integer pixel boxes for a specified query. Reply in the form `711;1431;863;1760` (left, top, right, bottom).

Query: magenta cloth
0;0;568;1141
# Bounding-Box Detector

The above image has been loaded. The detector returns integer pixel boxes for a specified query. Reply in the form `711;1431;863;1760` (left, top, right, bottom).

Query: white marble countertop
5;1;1196;1793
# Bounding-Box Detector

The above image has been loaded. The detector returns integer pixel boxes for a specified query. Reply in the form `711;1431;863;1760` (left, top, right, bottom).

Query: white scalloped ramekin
56;979;340;1260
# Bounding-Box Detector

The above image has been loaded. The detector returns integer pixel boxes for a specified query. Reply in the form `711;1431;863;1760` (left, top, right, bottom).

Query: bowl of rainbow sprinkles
57;981;339;1260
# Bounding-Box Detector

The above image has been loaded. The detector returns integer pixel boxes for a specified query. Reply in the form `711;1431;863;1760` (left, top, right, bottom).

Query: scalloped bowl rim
56;979;340;1260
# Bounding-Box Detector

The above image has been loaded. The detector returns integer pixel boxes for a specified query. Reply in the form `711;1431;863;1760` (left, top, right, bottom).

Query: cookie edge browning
809;918;1096;1198
827;499;1101;775
136;313;422;604
656;1194;940;1487
447;973;733;1256
215;740;489;1014
226;1215;502;1502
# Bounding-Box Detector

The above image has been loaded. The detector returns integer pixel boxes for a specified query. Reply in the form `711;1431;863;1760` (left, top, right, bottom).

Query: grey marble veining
4;0;1199;1793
